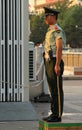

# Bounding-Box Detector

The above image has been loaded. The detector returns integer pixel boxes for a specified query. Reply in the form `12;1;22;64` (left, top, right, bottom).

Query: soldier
43;7;66;122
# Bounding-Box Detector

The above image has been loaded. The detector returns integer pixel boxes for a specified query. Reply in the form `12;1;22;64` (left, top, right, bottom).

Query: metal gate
0;0;23;102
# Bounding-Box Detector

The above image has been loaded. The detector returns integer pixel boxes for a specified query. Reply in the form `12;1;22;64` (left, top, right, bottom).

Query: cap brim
43;7;60;16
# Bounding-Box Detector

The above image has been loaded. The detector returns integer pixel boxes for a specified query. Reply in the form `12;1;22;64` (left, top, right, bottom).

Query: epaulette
54;25;59;30
54;25;60;33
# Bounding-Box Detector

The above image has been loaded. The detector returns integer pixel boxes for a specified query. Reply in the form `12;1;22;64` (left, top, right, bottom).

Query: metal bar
17;0;19;101
20;44;23;101
14;0;15;101
0;44;2;101
21;0;23;101
18;0;20;101
9;0;12;101
11;0;13;101
7;0;10;101
11;0;14;101
18;0;23;101
0;0;2;101
3;0;5;101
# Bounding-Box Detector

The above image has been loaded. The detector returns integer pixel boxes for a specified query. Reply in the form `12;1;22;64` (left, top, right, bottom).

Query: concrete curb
63;76;82;80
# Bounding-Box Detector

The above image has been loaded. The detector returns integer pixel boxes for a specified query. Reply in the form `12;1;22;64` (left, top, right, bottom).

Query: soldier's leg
58;75;64;116
59;59;64;115
52;59;64;116
50;74;59;116
50;75;64;117
45;59;64;117
45;59;59;116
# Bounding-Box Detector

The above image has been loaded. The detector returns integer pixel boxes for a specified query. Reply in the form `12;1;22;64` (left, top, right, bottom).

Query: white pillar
22;0;29;102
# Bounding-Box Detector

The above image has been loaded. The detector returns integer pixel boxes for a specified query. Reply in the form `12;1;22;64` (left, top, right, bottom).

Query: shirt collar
48;23;58;30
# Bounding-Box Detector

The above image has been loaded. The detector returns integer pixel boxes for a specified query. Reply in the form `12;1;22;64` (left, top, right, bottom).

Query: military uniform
44;23;66;56
43;7;66;122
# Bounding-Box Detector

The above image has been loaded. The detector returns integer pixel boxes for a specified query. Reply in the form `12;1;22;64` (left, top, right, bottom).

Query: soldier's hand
54;65;60;76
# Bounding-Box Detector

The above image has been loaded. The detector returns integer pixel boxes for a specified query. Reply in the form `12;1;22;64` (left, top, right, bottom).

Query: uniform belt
44;52;56;60
53;55;56;58
44;52;49;59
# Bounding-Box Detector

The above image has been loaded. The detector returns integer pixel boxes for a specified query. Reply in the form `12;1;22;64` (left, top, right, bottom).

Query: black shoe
43;114;54;121
43;115;61;122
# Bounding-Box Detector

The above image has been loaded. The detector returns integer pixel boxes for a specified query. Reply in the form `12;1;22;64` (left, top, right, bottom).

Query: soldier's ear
45;19;48;25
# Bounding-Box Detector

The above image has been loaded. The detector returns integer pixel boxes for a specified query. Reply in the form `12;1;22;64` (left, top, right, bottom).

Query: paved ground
0;102;38;121
33;80;82;123
0;121;38;130
0;80;82;130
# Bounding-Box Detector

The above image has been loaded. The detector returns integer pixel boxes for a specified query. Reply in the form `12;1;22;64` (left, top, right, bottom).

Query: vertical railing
18;0;23;101
0;0;1;100
1;0;6;101
0;0;23;102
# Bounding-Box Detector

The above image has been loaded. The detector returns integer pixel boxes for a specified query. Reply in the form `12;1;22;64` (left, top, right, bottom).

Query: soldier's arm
55;38;63;75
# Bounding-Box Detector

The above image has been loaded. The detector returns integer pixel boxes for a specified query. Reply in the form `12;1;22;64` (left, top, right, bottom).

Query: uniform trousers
44;57;64;117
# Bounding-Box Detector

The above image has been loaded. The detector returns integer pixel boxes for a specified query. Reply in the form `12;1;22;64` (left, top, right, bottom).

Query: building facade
29;0;82;14
30;0;64;13
0;0;29;102
69;0;82;5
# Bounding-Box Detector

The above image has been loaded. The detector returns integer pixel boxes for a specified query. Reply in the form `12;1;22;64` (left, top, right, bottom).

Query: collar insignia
54;25;59;30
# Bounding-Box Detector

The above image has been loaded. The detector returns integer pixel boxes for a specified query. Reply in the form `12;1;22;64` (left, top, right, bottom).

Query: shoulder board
54;25;61;33
54;25;59;31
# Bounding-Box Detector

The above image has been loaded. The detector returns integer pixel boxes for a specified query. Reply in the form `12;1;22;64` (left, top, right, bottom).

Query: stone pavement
0;121;38;130
0;102;39;130
33;80;82;129
0;102;38;121
0;80;82;130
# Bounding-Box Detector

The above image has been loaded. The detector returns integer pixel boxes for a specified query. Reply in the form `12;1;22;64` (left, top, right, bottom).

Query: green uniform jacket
44;23;66;55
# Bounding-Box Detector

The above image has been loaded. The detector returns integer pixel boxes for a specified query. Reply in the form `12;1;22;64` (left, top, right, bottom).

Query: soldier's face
45;15;56;25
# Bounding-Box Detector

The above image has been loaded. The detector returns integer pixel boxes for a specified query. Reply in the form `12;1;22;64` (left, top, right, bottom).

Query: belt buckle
44;52;50;60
